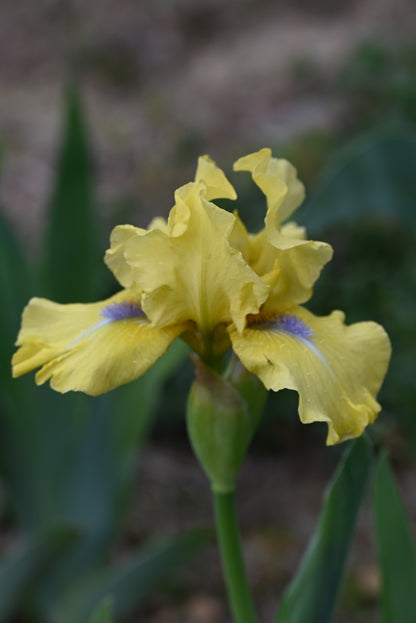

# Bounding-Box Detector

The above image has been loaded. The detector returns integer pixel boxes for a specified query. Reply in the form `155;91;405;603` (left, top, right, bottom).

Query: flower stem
213;491;259;623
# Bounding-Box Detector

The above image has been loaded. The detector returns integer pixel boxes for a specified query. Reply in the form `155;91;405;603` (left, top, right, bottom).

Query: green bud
186;355;253;493
224;354;268;432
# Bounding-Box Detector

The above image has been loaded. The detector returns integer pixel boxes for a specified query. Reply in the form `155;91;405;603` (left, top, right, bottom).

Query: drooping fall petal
12;291;183;395
229;306;391;444
234;148;305;225
195;154;237;201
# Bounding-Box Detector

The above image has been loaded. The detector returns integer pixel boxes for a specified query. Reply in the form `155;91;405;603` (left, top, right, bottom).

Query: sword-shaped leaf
275;436;372;623
374;454;416;623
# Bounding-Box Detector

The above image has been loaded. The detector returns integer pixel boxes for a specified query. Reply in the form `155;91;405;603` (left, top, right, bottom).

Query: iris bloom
12;149;391;444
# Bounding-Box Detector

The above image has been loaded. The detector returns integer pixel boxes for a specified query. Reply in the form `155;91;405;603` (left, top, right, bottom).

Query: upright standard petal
234;148;305;225
228;216;332;310
12;291;183;395
104;224;145;289
105;182;268;334
263;237;333;310
195;155;237;201
229;307;391;444
233;149;332;307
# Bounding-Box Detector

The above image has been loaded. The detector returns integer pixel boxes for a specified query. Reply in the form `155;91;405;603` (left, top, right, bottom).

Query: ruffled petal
229;306;391;444
229;221;332;309
12;291;183;395
227;211;252;263
281;222;307;240
234;148;305;224
195;155;237;201
232;149;332;307
148;216;169;233
105;182;268;334
105;225;145;289
263;238;333;310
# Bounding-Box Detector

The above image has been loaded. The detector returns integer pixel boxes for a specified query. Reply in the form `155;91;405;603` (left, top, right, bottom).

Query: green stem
213;491;259;623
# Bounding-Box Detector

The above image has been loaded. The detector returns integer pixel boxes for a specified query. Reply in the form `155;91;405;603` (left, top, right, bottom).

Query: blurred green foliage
374;454;416;623
44;85;96;303
276;436;372;623
339;41;416;128
87;598;113;623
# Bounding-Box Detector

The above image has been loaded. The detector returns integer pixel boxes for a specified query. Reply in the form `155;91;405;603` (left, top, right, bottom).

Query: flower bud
186;356;253;493
224;354;268;432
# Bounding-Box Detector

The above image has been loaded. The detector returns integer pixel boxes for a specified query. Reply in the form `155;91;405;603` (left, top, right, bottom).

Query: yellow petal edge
230;307;391;444
12;292;183;395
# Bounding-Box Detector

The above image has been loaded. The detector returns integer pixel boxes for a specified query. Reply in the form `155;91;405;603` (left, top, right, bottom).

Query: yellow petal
281;221;306;240
231;223;332;309
105;224;146;289
105;182;268;334
233;149;332;304
195;155;237;201
148;216;169;233
234;148;305;225
227;210;252;264
229;307;391;444
264;239;333;309
12;291;183;395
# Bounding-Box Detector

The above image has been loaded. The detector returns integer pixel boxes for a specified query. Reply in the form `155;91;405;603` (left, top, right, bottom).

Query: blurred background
1;1;416;622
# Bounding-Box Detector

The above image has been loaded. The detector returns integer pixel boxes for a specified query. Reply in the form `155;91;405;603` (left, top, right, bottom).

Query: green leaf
32;344;187;612
0;528;78;622
374;454;416;623
275;435;372;623
0;207;34;382
300;125;416;234
44;84;96;302
53;529;210;623
114;340;188;457
30;393;129;610
111;340;188;516
86;597;114;623
0;206;44;529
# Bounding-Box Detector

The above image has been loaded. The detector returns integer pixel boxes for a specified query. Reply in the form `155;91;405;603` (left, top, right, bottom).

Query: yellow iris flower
12;148;391;444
